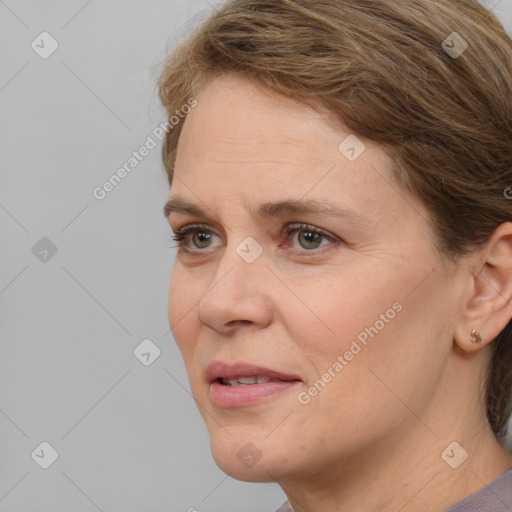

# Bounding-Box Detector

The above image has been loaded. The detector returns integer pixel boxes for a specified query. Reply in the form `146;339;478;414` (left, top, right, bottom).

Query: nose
197;241;273;335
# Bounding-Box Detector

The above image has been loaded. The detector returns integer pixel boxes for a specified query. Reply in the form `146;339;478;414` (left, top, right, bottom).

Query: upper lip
205;361;302;383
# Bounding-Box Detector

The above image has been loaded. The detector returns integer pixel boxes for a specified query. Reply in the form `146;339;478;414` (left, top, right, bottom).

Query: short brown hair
158;0;512;439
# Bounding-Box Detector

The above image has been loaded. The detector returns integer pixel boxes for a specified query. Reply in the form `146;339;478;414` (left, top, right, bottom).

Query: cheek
167;266;201;355
287;267;399;360
304;269;452;429
167;269;182;323
289;266;428;404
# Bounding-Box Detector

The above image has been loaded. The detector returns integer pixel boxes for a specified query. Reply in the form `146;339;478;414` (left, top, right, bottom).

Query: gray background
1;1;511;511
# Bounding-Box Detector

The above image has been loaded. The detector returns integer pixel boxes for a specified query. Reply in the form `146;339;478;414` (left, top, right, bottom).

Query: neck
278;353;512;512
280;424;510;512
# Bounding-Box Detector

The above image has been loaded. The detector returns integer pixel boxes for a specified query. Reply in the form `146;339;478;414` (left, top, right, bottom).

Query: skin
166;74;512;512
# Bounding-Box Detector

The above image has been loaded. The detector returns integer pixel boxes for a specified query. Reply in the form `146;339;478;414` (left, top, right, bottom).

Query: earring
470;328;482;344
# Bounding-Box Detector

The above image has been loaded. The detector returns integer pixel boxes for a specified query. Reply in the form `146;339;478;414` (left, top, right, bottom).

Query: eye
170;224;219;252
281;223;339;252
169;222;341;256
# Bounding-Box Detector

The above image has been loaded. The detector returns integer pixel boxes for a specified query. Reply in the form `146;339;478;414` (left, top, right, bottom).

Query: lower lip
210;380;301;408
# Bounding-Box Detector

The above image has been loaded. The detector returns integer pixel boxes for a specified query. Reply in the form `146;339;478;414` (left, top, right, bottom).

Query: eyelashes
281;223;338;251
171;224;214;249
169;222;341;256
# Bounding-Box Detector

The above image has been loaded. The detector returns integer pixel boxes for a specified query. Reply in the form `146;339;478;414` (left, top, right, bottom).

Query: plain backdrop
1;1;511;511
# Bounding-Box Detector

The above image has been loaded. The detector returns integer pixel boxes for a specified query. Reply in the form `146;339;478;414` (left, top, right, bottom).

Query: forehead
176;74;387;185
169;74;429;233
181;78;333;167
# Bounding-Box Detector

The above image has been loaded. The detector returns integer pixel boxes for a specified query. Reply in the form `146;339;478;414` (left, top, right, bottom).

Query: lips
207;361;303;408
205;361;302;385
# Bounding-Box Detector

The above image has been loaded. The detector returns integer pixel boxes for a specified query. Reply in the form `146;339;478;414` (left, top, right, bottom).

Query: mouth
206;361;303;408
218;376;283;386
206;361;302;384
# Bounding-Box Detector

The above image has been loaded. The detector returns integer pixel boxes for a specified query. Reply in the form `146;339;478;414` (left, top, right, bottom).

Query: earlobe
469;328;482;344
454;323;488;353
453;262;493;353
454;222;512;353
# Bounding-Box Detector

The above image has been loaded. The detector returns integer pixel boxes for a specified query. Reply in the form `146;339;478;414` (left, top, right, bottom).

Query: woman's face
166;74;466;482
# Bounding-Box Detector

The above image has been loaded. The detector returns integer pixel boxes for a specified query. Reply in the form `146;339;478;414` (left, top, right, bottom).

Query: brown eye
282;223;338;252
191;231;214;249
172;224;221;252
297;230;324;250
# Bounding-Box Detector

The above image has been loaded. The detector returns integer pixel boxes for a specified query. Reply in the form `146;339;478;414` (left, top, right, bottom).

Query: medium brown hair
158;0;512;439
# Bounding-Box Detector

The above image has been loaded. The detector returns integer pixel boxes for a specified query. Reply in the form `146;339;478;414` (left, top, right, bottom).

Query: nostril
227;319;252;327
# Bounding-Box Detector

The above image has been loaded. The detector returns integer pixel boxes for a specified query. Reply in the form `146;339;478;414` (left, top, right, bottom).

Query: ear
454;222;512;353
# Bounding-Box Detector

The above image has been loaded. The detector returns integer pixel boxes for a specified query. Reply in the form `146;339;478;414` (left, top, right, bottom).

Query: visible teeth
221;376;273;386
237;377;258;384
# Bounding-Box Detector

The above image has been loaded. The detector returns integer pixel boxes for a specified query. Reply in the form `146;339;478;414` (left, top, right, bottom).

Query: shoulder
446;467;512;512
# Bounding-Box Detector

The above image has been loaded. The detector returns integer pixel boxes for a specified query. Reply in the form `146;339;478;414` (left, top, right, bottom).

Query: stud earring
470;328;482;344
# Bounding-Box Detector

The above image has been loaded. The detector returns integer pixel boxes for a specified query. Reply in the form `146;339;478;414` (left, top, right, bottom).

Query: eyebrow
163;196;367;225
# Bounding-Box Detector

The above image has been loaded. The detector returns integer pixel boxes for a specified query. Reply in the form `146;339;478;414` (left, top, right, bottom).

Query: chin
208;431;287;482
